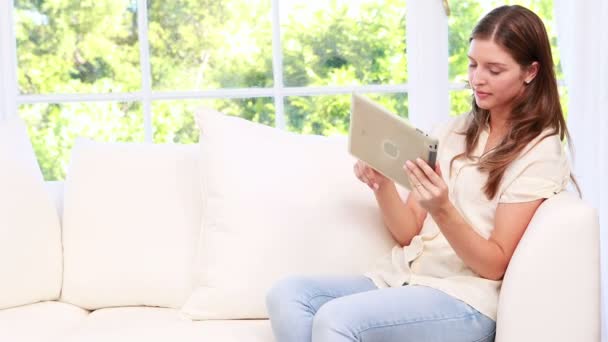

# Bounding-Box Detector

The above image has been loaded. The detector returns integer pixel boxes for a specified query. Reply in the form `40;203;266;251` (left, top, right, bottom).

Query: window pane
449;89;473;117
14;1;141;94
285;93;408;135
559;85;568;120
282;0;407;87
19;102;143;181
448;0;562;83
148;0;273;90
152;98;275;143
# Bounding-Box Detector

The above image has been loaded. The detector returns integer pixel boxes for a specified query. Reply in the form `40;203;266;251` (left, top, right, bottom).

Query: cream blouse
364;113;571;321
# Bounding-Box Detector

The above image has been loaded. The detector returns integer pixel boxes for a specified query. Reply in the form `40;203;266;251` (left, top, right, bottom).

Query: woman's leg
266;275;377;342
312;285;496;342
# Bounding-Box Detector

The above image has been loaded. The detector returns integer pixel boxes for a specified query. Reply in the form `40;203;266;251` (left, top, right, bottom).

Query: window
3;1;562;180
281;0;408;134
8;0;409;180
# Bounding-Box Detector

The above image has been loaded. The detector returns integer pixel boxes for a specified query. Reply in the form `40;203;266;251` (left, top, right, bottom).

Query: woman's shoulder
503;128;570;182
500;129;571;201
519;129;565;161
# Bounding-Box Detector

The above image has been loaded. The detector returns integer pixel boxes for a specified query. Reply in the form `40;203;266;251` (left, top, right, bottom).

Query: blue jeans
266;275;496;342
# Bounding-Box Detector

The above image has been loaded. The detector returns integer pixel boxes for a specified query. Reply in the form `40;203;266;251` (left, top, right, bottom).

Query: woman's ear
524;61;540;84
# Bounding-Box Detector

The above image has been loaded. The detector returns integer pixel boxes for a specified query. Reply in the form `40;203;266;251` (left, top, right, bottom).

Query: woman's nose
470;70;486;86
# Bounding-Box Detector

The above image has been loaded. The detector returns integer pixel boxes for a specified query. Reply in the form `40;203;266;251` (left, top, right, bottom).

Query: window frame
0;0;17;122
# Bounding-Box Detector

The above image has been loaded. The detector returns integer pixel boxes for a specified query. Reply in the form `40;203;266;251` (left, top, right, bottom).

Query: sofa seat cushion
61;307;272;342
0;301;88;342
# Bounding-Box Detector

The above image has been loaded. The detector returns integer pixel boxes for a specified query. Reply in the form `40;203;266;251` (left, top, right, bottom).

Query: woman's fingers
364;166;379;189
405;160;435;190
415;158;443;186
404;163;428;198
404;160;434;199
354;162;375;189
355;161;389;191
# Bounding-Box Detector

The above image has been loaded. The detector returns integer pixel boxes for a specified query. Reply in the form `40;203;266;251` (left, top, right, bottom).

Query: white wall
556;0;608;339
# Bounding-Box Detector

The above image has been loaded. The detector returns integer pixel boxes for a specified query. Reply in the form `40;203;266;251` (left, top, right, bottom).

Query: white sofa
0;112;601;342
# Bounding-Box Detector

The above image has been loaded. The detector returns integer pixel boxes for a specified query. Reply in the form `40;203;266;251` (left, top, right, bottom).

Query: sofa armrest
496;192;600;341
45;181;64;221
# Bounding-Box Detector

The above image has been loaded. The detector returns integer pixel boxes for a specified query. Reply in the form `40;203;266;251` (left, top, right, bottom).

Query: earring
525;79;531;84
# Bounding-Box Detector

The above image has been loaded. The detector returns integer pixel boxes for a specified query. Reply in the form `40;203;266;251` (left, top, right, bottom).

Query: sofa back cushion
0;116;62;309
61;139;201;309
180;109;396;319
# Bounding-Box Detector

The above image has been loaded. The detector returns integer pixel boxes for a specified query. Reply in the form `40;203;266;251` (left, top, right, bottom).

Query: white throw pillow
181;109;396;320
61;139;202;309
0;116;62;309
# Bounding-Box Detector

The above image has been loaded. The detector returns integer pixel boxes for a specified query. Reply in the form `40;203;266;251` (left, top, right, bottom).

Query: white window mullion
137;0;153;142
15;84;412;106
271;0;286;129
17;93;143;104
0;0;18;122
406;0;449;132
282;84;409;96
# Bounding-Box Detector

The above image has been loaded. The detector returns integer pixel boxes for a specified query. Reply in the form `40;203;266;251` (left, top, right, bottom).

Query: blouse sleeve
498;134;571;204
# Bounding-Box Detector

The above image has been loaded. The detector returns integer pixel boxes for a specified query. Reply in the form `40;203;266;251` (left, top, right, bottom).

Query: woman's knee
266;275;311;316
312;298;357;340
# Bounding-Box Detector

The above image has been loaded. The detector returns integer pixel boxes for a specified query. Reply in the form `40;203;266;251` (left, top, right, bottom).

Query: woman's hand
353;160;391;191
403;158;450;215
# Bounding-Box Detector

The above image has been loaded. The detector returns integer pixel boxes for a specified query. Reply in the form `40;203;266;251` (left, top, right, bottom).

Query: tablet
348;93;438;191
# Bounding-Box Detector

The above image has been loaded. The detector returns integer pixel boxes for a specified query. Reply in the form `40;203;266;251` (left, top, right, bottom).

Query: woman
266;5;574;342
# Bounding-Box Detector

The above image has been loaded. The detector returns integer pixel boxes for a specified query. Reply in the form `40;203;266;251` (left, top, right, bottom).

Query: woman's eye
468;64;477;68
489;70;501;75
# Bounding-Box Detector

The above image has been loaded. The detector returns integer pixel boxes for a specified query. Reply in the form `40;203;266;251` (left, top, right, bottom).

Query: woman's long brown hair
451;5;579;199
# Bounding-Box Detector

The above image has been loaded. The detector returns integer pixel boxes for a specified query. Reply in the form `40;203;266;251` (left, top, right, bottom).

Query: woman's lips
475;90;491;99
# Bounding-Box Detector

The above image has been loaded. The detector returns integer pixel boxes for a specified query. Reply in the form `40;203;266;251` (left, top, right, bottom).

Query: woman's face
467;38;535;115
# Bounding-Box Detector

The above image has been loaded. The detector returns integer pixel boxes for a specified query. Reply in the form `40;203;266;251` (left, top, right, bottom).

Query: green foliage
147;0;273;90
282;0;407;134
282;0;407;87
152;98;275;143
20;102;143;180
450;90;473;117
15;0;140;93
286;93;408;136
12;0;560;180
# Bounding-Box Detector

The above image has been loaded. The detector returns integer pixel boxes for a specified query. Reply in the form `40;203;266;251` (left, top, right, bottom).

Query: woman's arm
432;198;542;280
353;160;426;247
374;182;428;247
404;158;541;281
